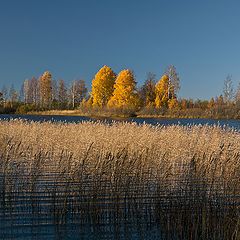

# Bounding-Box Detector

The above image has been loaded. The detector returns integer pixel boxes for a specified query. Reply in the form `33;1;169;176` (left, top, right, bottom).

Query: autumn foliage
108;69;140;109
3;63;240;119
155;74;177;109
91;65;116;107
6;64;240;119
39;71;52;107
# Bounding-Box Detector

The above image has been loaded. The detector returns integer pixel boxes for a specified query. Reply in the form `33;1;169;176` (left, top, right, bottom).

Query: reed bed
0;119;239;239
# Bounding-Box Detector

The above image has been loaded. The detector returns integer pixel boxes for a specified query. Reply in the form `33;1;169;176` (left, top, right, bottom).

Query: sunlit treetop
91;65;116;107
108;69;140;109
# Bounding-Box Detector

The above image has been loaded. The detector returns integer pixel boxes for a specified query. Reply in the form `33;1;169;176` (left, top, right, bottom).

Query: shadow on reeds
0;137;239;240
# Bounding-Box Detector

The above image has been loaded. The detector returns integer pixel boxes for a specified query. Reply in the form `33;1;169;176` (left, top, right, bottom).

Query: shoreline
5;110;239;121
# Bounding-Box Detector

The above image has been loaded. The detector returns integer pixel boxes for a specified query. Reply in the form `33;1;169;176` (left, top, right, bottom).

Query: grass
0;120;239;239
25;105;240;119
28;107;137;118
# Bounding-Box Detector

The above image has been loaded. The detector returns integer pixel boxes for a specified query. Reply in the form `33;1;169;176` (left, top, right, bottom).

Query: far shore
18;109;240;120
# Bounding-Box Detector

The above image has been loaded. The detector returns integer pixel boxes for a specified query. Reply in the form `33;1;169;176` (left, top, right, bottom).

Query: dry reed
0;119;239;239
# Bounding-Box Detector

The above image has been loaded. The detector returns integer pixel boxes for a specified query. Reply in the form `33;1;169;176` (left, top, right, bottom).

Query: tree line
0;71;88;113
0;66;240;118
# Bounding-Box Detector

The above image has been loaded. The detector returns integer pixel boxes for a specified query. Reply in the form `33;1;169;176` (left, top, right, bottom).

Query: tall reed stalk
0;120;239;239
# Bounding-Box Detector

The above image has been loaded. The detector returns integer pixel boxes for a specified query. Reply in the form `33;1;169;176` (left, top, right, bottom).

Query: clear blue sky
0;0;240;99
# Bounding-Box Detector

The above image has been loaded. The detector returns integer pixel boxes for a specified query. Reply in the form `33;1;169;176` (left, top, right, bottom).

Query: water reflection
0;164;238;239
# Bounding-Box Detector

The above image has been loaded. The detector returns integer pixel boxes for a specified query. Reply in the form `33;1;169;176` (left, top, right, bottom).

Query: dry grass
27;109;82;116
0;119;239;239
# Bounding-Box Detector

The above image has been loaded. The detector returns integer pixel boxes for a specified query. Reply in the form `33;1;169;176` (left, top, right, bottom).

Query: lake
0;114;240;129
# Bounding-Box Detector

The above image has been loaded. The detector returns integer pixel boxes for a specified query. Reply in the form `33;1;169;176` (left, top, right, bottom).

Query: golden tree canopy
168;98;179;109
108;69;140;109
91;65;116;107
155;74;169;108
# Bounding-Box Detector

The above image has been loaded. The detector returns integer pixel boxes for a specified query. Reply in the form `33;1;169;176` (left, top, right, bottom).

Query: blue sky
0;0;240;99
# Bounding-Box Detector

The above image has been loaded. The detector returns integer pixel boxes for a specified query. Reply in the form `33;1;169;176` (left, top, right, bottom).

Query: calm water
0;114;240;129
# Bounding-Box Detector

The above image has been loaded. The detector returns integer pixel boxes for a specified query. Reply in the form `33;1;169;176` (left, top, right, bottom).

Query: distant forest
1;65;240;119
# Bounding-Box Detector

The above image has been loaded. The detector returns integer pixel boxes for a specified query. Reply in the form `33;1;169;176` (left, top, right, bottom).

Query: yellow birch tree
155;75;169;108
168;98;179;109
108;69;140;109
91;65;116;107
